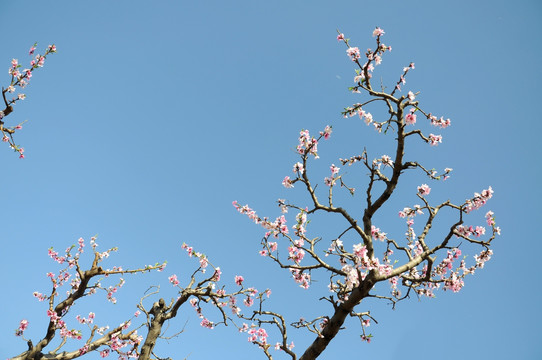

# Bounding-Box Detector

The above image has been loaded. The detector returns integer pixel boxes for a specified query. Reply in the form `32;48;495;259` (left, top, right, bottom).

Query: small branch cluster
1;42;56;157
12;237;165;359
11;238;272;360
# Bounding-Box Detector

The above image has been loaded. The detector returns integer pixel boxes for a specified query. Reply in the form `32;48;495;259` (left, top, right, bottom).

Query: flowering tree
232;28;499;359
8;28;499;360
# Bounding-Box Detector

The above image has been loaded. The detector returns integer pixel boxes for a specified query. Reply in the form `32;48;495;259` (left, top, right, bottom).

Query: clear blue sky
1;1;541;359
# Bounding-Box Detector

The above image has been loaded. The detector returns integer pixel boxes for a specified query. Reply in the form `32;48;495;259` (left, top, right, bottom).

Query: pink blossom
405;113;416;125
235;275;244;286
417;184;431;196
337;33;344;41
372;27;385;37
200;318;214;329
168;274;179;286
212;267;222;281
353;243;367;258
475;226;486;237
293;162;304;174
380;155;393;167
323;125;332;139
363;112;373;125
291;269;311;289
15;319;29;336
346;47;361;61
282;176;294;188
199;256;208;269
444;273;464;292
33;291;47;301
485;211;495;226
371;225;387;241
243;296;254;307
428;134;442;146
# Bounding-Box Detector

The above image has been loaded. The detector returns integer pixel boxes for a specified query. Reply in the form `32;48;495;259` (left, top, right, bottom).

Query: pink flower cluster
455;225;486;238
104;332;141;356
428;134;442;146
429;114;451;128
435;248;462;276
346;46;361;61
15;319;29;337
473;249;493;268
291;268;311;289
297;129;318;158
324;163;340;186
327;241;393;295
189;299;215;329
7;43;55;89
371;225;387;241
168;274;179;286
200;318;214;329
398;205;423;218
75;312;95;324
239;324;270;347
464;187;493;213
319;125;332;139
233;201;289;238
372;154;393;169
288;240;306;264
293;162;304;174
339;28;391;87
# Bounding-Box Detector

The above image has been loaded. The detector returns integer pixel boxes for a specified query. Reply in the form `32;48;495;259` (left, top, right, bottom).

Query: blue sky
1;1;541;359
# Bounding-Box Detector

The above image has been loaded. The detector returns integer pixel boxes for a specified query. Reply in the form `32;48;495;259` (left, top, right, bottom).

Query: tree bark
299;277;374;360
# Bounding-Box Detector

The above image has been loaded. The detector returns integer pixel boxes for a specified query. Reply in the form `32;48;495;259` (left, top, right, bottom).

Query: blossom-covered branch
11;239;269;360
1;43;56;157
